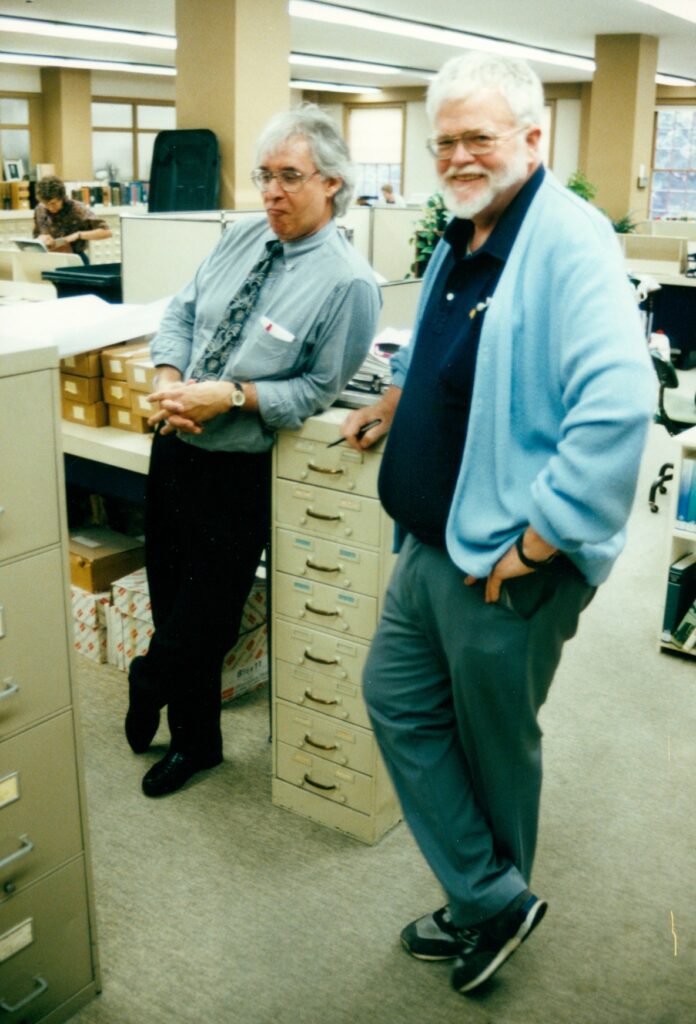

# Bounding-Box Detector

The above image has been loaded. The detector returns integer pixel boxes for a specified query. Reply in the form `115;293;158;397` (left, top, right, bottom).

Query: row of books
65;181;149;208
662;551;696;648
675;456;696;531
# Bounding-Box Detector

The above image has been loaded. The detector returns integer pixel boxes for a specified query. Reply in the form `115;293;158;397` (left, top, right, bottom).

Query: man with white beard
340;52;654;995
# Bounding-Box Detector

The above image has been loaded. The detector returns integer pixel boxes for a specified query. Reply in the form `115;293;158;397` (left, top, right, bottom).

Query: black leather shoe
124;657;163;754
141;750;223;798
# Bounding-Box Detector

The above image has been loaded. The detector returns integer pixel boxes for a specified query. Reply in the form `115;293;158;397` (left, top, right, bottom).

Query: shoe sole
400;937;461;962
455;898;548;994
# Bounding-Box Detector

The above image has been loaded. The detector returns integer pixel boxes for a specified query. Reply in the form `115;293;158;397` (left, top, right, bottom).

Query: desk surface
62;420;152;474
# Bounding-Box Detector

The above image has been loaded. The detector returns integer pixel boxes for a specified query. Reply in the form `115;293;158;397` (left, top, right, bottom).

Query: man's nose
265;174;285;198
450;138;475;164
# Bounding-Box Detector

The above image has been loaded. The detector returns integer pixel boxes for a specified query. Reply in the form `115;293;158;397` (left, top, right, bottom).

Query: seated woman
33;175;111;264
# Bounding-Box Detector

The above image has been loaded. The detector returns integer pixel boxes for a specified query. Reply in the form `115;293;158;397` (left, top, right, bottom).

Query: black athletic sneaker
451;890;547;994
401;905;468;960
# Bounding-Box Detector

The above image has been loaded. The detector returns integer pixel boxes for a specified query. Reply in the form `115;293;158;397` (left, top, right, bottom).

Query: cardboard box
69;527;145;593
101;341;151;380
112;567;151;622
108;405;153;434
60;350;102;378
106;604;125;670
102;378;132;408
71;584;110;630
221;623;268;702
61;372;103;404
73;620;107;664
62;399;108;428
121;614;155;663
126;356;157;393
130;390;155;417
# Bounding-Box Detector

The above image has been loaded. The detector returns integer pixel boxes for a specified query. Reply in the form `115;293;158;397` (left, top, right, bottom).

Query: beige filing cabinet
0;340;100;1021
271;407;401;844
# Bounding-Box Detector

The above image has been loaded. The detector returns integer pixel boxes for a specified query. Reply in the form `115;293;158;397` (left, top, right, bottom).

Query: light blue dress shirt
150;215;381;452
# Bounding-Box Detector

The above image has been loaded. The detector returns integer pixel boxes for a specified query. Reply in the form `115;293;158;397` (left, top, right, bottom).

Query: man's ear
324;176;342;199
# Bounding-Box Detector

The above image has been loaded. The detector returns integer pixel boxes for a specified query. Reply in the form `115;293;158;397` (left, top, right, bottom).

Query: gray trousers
363;534;595;927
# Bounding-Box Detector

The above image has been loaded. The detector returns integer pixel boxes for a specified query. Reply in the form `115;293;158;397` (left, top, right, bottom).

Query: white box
73;619;107;664
112;567;151;623
106;604;125;670
221;623;268;702
71;584;111;630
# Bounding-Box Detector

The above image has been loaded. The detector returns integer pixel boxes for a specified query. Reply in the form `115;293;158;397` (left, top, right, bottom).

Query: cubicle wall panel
120;215;223;303
371;207;421;281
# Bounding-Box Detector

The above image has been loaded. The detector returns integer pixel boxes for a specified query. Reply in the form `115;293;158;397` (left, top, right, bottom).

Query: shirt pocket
236;314;303;377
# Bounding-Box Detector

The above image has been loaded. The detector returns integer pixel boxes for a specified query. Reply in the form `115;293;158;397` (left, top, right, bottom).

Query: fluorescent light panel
289;1;595;72
290;79;382;94
656;73;696;86
0;15;176;49
0;52;176;76
290;53;398;75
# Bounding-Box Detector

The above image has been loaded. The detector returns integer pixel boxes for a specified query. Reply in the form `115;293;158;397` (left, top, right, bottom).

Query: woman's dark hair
36;175;67;202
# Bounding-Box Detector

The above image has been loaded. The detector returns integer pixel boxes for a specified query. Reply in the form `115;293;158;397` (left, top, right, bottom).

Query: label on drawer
0;771;19;810
292;580;312;593
338;497;362;511
338;547;360;562
337;593;357;606
294;441;315;454
0;918;33;964
292;537;314;550
292;487;313;500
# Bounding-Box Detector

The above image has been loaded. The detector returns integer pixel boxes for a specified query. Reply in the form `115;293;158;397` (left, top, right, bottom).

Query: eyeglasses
426;125;527;159
251;168;320;193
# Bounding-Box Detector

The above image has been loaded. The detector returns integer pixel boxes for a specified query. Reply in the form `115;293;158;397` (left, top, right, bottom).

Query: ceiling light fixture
0;15;176;49
290;79;382;94
0;52;176;76
655;72;696;86
290;53;398;75
289;1;596;72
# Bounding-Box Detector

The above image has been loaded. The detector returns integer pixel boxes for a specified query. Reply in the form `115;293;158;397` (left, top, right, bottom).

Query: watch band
515;534;558;571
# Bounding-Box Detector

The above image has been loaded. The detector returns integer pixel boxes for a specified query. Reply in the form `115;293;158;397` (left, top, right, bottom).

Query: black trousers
142;429;271;757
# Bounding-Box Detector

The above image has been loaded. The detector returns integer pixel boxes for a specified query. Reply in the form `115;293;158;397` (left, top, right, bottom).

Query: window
0;97;30;178
651;105;696;219
347;105;404;199
92;100;175;181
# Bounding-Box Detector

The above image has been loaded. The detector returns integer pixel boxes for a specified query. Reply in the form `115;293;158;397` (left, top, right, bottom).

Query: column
586;34;658;222
176;0;291;210
40;68;93;179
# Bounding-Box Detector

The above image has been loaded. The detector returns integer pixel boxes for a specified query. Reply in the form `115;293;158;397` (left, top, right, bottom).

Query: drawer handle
305;559;340;574
0;835;34;872
304;602;338;617
0;677;18;702
306;508;342;522
307;462;344;476
0;975;48;1013
303;689;338;706
304;734;338;752
304;650;338;666
303;773;337;792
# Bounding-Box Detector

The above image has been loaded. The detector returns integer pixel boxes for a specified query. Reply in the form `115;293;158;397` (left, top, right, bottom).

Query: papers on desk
344;326;411;398
0;293;171;357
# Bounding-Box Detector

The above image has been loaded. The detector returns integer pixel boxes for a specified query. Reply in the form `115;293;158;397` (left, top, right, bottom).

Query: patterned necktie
190;238;284;380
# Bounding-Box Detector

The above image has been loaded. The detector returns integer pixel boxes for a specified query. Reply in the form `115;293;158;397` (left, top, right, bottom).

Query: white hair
426;51;544;128
254;103;355;218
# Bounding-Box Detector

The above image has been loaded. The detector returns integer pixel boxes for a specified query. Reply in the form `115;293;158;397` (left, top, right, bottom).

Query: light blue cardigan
390;172;656;585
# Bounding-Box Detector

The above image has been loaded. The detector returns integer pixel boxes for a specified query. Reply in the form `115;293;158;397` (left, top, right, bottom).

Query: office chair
649;352;696;512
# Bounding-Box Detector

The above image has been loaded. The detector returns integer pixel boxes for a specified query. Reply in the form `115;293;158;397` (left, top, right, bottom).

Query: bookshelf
660;424;696;656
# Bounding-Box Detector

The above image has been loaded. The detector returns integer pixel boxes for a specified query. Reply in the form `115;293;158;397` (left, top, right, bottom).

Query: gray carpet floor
70;423;696;1024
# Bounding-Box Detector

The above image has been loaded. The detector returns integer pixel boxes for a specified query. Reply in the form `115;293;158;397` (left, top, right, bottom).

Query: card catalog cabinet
0;342;100;1022
271;408;400;844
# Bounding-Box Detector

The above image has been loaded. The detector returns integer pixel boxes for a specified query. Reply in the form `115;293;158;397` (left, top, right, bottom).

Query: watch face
232;385;245;407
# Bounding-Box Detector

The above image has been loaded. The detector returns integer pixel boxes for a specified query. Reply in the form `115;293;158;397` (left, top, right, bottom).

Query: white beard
442;145;530;220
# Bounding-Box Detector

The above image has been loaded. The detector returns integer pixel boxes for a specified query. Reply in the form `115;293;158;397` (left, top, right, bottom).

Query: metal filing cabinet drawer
275;529;380;597
276;432;380;496
0;857;93;1023
276;742;374;815
0;372;60;563
273;620;369;689
0;712;82;900
275;573;378;641
274;659;370;729
275;479;382;547
275;699;375;774
0;549;72;738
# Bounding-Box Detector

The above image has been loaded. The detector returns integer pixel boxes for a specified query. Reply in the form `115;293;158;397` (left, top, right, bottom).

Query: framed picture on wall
3;159;24;181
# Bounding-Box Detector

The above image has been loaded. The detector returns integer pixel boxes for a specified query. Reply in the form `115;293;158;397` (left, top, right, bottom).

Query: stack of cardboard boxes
60;340;157;432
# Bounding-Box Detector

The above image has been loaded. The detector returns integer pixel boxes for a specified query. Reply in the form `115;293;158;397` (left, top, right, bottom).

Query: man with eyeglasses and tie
124;104;380;798
341;52;654;994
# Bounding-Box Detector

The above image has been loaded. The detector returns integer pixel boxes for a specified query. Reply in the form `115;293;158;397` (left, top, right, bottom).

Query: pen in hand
327;418;382;448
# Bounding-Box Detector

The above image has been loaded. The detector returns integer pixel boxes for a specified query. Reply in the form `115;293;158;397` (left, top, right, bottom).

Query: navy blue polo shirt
378;165;545;547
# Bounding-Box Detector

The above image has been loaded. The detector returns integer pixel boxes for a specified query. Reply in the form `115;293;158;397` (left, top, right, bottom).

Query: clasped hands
146;378;233;435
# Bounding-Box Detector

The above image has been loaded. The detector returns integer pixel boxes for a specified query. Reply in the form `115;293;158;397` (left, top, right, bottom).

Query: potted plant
411;191;449;277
